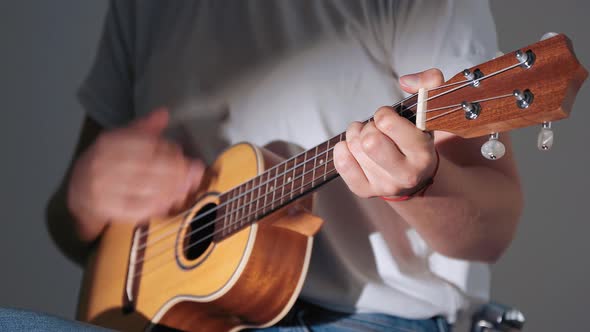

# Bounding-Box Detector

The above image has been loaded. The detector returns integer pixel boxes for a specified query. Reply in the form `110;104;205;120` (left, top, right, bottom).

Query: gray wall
0;1;588;331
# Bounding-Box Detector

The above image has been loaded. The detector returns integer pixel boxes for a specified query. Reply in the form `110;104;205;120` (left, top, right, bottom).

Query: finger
172;159;206;209
111;193;170;221
333;141;372;197
345;122;398;195
399;68;444;93
373;106;434;157
358;119;406;169
185;160;206;193
129;107;170;135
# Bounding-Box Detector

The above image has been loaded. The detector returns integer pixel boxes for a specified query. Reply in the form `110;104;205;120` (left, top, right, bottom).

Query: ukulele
77;33;587;331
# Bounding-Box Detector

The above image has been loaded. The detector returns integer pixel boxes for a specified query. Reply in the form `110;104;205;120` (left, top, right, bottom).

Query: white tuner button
537;122;554;151
481;133;506;160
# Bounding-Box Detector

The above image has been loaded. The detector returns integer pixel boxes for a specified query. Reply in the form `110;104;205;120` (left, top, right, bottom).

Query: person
43;1;523;331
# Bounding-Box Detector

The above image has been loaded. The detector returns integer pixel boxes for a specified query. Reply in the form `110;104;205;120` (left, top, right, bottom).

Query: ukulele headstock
423;33;587;142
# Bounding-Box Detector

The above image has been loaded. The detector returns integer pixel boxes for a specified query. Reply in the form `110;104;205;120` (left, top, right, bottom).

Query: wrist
380;149;439;202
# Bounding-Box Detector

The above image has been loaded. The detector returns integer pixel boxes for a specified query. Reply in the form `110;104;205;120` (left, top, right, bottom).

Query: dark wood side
155;221;311;331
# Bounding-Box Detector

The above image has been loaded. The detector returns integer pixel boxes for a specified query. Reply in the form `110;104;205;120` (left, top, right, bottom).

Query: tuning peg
537;122;554;151
481;133;506;160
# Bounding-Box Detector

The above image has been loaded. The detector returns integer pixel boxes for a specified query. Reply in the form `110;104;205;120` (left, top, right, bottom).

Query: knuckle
375;106;393;119
361;133;381;155
374;111;395;133
334;150;354;173
346;121;362;138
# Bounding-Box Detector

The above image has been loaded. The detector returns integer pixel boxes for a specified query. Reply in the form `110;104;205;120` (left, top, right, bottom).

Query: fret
262;171;269;217
239;181;248;229
225;189;234;238
219;192;230;239
323;140;329;181
234;184;243;232
290;156;297;200
245;180;253;227
294;153;306;198
281;160;289;206
254;176;261;220
246;179;254;227
300;151;307;194
271;167;278;210
312;145;318;187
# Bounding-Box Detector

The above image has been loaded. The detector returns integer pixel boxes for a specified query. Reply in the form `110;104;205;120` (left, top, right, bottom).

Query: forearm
383;153;523;263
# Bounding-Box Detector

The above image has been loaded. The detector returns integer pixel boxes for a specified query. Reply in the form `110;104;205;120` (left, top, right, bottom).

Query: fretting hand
333;69;444;199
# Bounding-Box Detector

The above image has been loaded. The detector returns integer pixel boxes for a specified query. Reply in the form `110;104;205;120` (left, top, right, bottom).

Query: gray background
1;1;588;331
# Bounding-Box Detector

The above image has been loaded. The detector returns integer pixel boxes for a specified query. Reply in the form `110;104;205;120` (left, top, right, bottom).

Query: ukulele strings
138;91;415;240
134;90;417;249
134;59;526;278
133;161;340;280
136;61;523;252
133;90;516;278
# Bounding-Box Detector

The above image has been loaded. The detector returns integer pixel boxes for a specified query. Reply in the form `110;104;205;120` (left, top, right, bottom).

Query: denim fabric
0;308;111;332
0;306;451;332
247;302;452;332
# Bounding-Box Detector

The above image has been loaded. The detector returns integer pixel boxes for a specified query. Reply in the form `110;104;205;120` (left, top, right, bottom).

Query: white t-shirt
79;0;499;323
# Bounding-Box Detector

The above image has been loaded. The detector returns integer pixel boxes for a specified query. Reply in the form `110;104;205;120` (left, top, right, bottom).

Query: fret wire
312;145;318;187
251;179;259;223
261;172;268;220
238;185;244;231
256;173;263;223
300;150;307;194
226;189;234;237
271;166;278;210
242;181;250;229
281;161;289;205
236;184;243;232
323;141;329;181
220;193;229;238
290;155;297;199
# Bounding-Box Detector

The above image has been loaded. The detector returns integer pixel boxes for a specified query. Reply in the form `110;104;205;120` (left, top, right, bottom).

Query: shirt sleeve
390;0;499;81
77;0;136;128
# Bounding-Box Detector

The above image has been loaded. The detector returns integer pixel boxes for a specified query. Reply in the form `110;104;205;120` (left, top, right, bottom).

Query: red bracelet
379;149;440;202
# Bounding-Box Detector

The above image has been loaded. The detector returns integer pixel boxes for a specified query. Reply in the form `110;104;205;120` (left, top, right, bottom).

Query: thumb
399;68;444;93
130;107;170;135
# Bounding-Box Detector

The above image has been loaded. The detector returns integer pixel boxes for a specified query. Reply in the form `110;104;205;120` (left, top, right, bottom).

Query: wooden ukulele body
77;143;323;331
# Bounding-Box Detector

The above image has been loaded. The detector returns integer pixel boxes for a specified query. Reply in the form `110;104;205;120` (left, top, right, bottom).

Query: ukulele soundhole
183;202;217;261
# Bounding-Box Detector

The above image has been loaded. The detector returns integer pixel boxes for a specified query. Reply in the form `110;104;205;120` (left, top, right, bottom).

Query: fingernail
400;74;420;88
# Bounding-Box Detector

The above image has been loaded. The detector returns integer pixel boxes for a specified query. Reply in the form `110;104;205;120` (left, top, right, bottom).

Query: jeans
0;307;110;331
0;305;451;332
248;301;452;332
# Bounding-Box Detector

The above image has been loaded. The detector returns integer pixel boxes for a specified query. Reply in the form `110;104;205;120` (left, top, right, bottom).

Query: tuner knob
481;133;506;160
537;122;554;151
